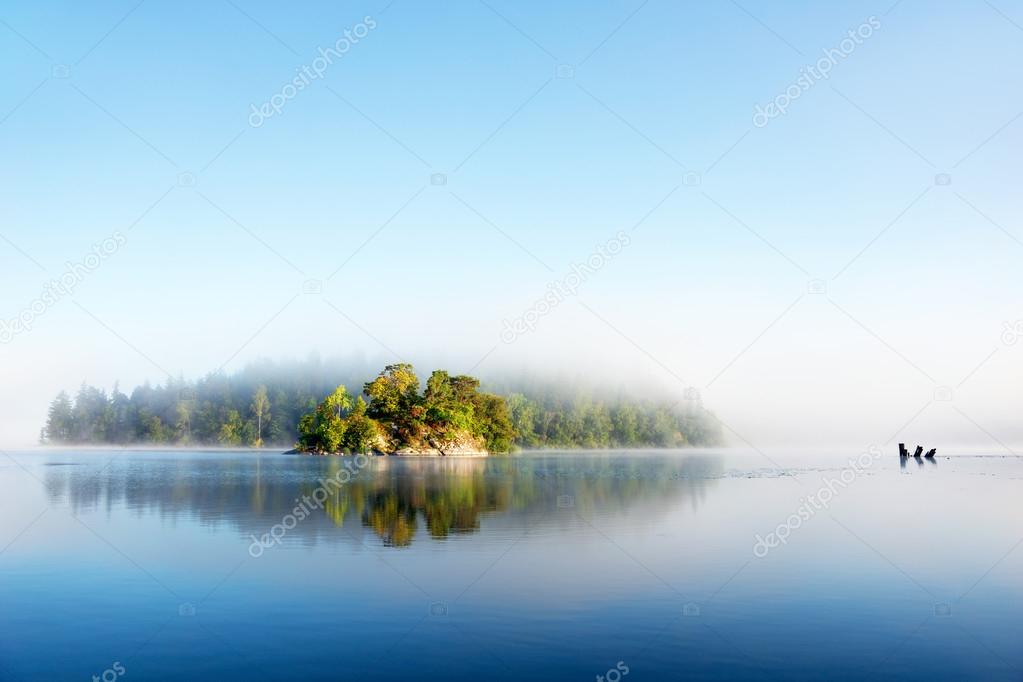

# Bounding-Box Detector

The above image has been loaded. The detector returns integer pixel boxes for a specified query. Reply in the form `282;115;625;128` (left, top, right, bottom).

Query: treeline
42;357;373;447
505;393;716;449
41;358;720;449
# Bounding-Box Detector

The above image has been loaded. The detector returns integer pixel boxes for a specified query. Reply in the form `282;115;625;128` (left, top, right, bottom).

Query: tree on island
251;385;270;447
297;385;381;454
364;363;424;445
296;364;514;454
46;391;75;442
323;385;353;419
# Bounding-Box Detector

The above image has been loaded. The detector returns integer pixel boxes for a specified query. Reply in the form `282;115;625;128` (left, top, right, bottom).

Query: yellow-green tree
251;385;270;447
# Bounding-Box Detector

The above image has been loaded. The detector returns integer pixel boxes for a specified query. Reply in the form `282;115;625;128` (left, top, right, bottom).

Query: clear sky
1;0;1021;448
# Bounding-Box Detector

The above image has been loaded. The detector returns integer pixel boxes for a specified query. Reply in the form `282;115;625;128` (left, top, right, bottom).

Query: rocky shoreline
392;447;488;457
288;435;490;457
287;448;488;457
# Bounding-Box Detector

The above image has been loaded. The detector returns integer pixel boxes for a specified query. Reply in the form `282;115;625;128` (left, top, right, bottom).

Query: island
295;364;511;456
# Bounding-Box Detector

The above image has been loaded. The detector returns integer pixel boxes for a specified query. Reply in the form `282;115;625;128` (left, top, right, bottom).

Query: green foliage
362;365;512;453
44;391;74;442
364;364;423;444
364;364;420;419
251;385;270;447
352;395;368;416
174;400;193;444
139;409;170;443
323;385;353;418
42;359;721;450
492;382;715;449
320;413;346;452
423;370;475;440
217;410;244;446
472;393;515;453
295;366;515;454
297;387;378;453
342;414;380;454
506;394;540;448
40;358;379;447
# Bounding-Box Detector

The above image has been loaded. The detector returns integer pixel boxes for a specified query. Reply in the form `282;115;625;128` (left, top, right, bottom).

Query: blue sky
1;0;1022;447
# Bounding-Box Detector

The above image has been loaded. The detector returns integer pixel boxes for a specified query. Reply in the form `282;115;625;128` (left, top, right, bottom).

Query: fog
5;304;1020;452
2;245;1019;449
1;2;1020;452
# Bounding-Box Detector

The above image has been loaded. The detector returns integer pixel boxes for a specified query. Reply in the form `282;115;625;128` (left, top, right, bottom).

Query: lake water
0;448;1020;681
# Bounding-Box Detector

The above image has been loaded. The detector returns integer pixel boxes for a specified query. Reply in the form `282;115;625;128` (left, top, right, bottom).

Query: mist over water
13;345;1022;451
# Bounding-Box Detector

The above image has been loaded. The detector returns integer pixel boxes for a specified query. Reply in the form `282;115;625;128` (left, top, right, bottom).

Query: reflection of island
45;453;724;548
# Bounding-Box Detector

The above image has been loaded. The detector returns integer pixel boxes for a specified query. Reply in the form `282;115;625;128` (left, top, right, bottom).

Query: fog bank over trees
41;356;721;450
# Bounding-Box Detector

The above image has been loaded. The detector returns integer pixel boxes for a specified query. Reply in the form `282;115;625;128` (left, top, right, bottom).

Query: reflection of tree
364;491;418;546
322;486;349;528
294;456;725;547
355;459;504;546
45;452;723;548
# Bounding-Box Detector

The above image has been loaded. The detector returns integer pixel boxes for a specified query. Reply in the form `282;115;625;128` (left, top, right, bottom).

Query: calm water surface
1;449;1020;681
